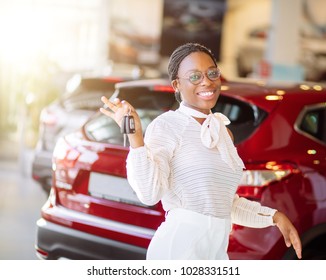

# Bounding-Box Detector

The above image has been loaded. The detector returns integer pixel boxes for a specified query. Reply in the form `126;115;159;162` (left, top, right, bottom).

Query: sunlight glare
0;6;52;70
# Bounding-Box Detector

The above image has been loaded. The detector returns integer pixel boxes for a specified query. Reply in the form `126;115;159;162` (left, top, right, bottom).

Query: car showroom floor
0;141;47;260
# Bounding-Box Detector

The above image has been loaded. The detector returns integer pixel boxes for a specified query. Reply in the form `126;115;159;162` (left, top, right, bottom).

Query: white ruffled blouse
126;103;276;228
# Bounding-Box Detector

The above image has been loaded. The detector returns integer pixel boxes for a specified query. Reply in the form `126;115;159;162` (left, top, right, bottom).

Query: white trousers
146;208;231;260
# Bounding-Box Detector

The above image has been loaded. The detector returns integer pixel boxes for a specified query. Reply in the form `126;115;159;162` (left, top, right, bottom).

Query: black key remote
121;114;135;146
121;115;136;134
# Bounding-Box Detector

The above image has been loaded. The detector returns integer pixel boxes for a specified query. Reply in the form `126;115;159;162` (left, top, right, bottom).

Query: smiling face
172;51;221;114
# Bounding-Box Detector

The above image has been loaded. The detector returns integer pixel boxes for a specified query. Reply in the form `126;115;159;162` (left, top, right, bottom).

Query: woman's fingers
274;211;302;259
101;96;119;112
100;96;135;129
290;231;302;259
100;96;122;123
99;106;114;118
113;97;121;106
101;96;131;114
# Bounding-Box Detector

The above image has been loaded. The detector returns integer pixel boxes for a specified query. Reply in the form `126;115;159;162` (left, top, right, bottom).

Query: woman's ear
171;79;179;92
171;79;182;103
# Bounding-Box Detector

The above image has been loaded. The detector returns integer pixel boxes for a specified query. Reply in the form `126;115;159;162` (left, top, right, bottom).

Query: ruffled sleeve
126;117;178;206
231;195;277;228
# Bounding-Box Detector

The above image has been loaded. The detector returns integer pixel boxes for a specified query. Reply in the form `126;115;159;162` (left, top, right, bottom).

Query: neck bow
178;102;245;171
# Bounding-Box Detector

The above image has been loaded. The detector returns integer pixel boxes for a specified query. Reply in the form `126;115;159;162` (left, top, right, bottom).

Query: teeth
198;91;213;96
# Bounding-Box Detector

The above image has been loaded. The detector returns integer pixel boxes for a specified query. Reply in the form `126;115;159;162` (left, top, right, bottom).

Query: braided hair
167;42;218;103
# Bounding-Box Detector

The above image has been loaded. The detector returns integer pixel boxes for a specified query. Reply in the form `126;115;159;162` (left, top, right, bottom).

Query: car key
121;112;135;147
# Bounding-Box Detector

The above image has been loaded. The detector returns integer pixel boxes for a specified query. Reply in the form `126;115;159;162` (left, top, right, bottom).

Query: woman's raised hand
100;96;131;128
100;96;144;148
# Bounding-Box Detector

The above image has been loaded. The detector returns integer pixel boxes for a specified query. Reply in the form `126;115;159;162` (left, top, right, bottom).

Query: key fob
121;115;136;134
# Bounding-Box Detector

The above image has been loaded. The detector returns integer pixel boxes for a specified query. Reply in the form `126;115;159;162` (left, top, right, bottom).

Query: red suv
35;78;326;260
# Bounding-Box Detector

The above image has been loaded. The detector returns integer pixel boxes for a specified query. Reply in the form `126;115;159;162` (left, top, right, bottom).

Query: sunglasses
178;67;221;85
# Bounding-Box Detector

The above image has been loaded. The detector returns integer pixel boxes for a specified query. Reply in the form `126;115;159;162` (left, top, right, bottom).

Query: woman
100;42;302;260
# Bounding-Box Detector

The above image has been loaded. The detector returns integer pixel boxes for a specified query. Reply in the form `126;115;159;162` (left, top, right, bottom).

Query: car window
85;89;266;145
213;95;267;144
85;114;123;144
114;86;178;111
62;78;117;111
85;109;174;145
299;105;326;144
85;87;177;145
